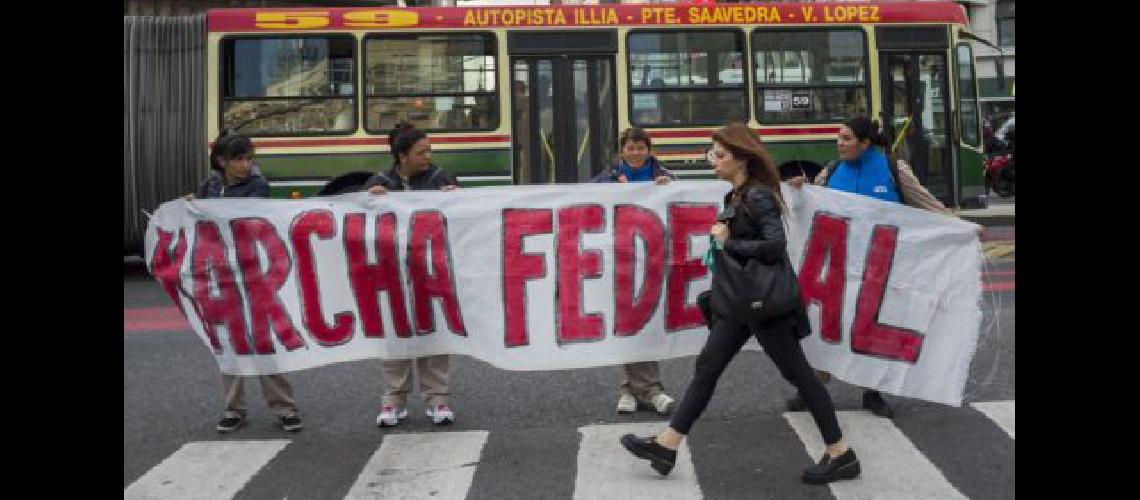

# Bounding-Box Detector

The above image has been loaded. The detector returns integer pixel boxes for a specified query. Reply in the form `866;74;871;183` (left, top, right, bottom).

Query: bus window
752;29;868;124
955;43;980;146
220;36;356;135
627;30;748;126
364;33;498;133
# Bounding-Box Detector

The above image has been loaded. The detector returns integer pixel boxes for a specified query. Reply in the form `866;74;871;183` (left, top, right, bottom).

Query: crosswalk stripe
784;411;968;500
970;400;1015;439
575;422;703;500
124;439;290;500
343;430;488;500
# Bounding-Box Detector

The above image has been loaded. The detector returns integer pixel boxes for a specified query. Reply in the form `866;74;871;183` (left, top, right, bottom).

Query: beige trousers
222;374;297;418
381;355;450;407
619;361;665;402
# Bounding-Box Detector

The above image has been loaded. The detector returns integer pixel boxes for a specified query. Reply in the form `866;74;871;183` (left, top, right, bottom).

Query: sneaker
620;434;677;476
376;405;408;428
802;448;861;485
617;391;637;414
278;414;303;432
216;415;246;433
862;390;895;419
786;394;808;412
651;393;675;416
426;404;454;425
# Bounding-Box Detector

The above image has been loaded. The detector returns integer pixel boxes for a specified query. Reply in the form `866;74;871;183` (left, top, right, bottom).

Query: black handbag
708;201;803;324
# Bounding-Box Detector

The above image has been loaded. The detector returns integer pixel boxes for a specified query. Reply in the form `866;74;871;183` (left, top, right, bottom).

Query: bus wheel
778;161;823;183
319;171;376;196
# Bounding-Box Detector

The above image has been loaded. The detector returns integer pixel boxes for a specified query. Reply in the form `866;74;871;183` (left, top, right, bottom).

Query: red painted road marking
983;281;1015;292
124;306;189;332
982;270;1016;277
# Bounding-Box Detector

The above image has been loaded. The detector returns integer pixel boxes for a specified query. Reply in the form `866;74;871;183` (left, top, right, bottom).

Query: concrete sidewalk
956;198;1014;227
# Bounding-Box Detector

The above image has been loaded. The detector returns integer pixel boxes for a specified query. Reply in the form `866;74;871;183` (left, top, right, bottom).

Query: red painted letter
291;210;355;346
502;208;553;347
614;205;666;336
190;221;247;354
345;213;412;338
851;225;924;363
231;218;305;354
798;212;849;343
150;227;188;318
557;205;605;343
407;211;467;336
666;204;717;331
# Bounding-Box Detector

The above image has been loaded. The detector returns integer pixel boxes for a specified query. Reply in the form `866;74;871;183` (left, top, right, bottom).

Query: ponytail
843;116;889;149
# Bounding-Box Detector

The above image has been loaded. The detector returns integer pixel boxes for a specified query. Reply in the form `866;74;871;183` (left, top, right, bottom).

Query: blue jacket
590;156;676;183
826;147;901;203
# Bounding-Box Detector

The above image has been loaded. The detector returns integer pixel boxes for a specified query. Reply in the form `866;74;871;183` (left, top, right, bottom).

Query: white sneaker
617;391;637;414
652;393;675;416
376;405;408;427
426;404;454;425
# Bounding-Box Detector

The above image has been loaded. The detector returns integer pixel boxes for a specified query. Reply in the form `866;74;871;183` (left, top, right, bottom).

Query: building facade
957;0;1014;125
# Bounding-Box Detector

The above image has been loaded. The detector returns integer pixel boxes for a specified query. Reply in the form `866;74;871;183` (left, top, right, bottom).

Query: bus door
876;27;955;206
509;31;618;184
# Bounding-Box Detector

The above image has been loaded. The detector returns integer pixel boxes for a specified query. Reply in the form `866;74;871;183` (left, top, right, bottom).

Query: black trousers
669;317;843;445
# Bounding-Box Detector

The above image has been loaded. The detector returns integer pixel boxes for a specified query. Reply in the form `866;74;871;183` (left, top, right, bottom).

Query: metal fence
124;14;207;255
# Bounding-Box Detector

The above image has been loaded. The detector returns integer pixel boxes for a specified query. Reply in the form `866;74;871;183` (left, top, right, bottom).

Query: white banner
144;181;982;406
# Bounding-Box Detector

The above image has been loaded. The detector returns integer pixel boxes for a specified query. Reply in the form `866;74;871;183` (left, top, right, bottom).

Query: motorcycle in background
984;118;1015;198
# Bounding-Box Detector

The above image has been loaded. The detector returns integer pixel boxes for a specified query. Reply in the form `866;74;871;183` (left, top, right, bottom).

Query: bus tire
319;171;376;196
778;161;824;183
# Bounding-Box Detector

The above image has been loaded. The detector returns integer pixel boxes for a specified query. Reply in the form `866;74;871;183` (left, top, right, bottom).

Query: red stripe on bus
208;3;967;32
760;127;842;136
654;150;705;156
647;127;840;139
249;135;511;148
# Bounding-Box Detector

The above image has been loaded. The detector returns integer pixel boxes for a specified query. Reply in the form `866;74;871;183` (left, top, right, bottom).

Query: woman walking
619;123;860;485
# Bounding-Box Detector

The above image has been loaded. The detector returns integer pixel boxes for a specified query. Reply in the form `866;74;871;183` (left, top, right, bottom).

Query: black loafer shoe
620;434;677;476
802;449;861;485
786;394;808;412
863;390;896;419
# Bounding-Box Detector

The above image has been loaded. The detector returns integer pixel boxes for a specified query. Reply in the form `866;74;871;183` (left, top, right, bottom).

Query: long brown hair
711;122;785;212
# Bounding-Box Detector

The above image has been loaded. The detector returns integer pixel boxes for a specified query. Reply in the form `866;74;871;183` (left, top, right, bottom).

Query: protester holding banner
591;127;678;416
621;123;861;485
366;122;460;427
195;132;304;434
787;115;947;419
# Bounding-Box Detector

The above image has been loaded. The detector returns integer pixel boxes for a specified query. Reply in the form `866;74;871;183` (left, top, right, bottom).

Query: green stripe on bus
957;146;985;187
270;185;322;199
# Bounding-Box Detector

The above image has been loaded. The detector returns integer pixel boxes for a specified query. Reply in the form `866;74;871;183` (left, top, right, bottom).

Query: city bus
207;0;986;208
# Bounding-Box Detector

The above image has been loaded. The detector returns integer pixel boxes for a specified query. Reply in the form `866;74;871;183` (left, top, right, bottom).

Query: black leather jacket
721;184;787;265
718;183;811;338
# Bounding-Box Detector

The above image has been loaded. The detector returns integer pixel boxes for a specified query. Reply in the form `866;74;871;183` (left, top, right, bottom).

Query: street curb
960;214;1015;227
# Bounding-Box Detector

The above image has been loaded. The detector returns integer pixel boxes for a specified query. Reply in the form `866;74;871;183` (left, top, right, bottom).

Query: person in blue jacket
822;118;902;203
592;127;677;416
590;127;674;185
788;116;901;419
